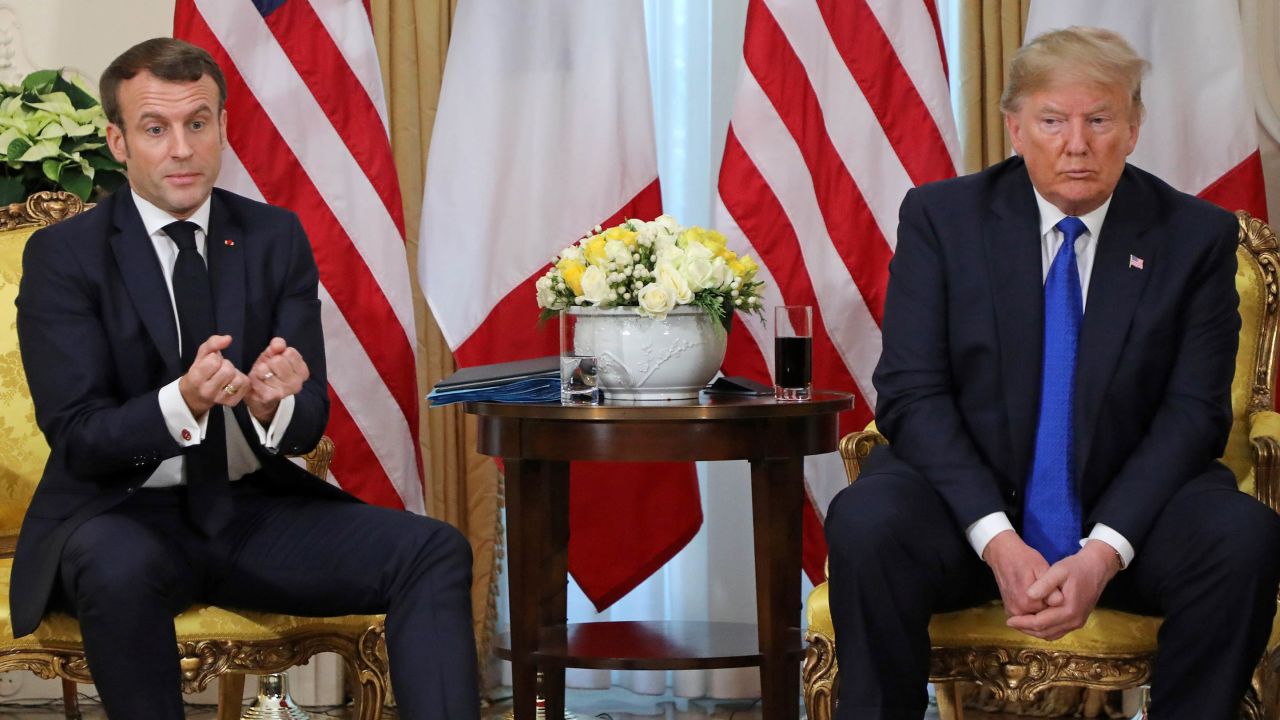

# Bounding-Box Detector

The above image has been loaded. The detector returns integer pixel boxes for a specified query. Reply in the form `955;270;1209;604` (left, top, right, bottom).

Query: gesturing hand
1005;540;1122;641
983;530;1060;617
178;334;250;417
245;337;310;425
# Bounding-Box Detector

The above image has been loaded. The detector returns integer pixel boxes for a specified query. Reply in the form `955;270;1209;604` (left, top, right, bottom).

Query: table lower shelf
494;621;805;671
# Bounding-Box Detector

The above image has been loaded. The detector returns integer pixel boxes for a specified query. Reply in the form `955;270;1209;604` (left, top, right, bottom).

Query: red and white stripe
716;0;959;581
175;0;424;513
1024;0;1267;219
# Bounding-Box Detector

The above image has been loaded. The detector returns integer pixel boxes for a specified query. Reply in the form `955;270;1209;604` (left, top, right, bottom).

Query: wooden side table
467;392;851;720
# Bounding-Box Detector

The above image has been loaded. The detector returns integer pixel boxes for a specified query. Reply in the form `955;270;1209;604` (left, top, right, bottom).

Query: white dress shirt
963;189;1135;568
132;191;295;488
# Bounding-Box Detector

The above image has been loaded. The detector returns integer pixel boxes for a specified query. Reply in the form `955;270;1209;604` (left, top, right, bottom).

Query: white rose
655;262;694;304
655;243;685;267
637;282;676;318
535;275;559;308
654;215;682;234
604;239;633;266
682;256;716;291
708;256;734;290
682;238;713;261
559;245;584;264
580;265;610;305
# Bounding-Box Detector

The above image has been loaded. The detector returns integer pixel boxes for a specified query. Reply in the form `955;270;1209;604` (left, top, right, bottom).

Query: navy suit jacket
863;156;1241;553
9;186;355;638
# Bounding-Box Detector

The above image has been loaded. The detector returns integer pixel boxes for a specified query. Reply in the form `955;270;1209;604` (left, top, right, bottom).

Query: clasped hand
983;530;1121;641
178;335;309;425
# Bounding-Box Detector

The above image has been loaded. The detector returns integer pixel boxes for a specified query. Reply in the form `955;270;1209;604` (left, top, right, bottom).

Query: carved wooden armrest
1251;412;1280;515
837;429;888;485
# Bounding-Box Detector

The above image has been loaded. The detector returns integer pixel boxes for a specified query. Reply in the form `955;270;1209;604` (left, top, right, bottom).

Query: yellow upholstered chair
0;192;389;719
803;210;1280;720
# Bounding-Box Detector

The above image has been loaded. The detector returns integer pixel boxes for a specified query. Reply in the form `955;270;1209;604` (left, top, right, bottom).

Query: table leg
750;457;805;720
504;459;570;720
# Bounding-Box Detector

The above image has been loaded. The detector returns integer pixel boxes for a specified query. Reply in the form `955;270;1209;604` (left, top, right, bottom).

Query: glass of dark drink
774;305;812;401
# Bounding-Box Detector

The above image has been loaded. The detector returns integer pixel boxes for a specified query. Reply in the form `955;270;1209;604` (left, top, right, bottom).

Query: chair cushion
0;558;382;650
807;580;1280;657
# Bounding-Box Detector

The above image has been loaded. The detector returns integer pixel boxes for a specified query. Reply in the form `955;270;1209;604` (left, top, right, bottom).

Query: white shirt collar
1031;188;1112;240
131;190;212;239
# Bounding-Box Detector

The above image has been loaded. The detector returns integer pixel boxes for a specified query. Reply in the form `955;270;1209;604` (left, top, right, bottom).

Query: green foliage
0;69;125;205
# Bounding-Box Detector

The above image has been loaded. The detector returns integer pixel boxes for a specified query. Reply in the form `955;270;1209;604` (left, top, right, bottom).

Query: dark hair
100;38;227;127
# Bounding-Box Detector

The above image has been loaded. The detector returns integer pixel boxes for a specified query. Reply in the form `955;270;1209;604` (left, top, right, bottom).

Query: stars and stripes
174;0;425;513
716;0;960;581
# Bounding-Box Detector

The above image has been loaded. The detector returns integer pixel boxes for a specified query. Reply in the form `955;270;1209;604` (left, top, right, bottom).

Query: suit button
1007;489;1019;503
181;428;192;441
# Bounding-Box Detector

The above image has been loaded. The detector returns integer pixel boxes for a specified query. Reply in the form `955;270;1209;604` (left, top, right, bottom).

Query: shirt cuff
1081;524;1135;569
965;512;1015;559
248;394;295;450
158;378;207;446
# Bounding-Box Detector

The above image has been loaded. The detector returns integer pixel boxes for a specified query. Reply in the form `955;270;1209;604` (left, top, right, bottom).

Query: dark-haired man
11;37;479;719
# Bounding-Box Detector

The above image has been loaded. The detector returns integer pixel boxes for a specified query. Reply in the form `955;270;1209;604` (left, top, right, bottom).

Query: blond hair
1001;26;1150;122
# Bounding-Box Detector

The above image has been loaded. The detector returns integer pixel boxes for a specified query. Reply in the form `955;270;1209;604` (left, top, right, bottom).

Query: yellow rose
604;226;638;247
701;229;728;254
557;260;586;295
718;247;738;262
739;255;759;279
585;236;608;267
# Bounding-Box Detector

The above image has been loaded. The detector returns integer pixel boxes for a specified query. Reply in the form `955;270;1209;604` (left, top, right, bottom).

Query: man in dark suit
10;38;479;719
825;26;1280;719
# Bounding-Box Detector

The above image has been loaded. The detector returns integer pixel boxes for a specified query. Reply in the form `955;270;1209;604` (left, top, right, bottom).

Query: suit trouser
824;464;1280;720
55;475;480;720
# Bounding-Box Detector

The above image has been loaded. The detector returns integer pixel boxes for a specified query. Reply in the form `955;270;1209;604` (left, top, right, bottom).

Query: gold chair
0;192;390;719
803;210;1280;720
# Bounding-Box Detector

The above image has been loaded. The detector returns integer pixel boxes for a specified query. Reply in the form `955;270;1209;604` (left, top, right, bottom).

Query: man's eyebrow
136;104;215;124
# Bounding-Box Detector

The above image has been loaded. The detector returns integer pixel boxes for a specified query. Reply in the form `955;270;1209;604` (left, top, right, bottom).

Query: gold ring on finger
222;383;238;395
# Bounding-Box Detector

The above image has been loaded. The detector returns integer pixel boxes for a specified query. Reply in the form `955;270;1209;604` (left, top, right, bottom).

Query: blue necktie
1023;216;1086;564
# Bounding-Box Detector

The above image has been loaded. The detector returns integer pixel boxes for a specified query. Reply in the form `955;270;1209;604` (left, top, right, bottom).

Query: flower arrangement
536;215;765;324
0;69;125;205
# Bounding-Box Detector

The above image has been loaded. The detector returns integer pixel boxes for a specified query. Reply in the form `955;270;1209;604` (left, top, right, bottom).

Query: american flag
716;0;961;580
174;0;424;513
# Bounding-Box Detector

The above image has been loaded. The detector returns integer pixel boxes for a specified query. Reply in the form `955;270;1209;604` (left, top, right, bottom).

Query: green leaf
94;169;125;195
7;136;31;161
85;150;123;171
17;139;62;162
52;74;99;110
37;121;65;140
0;175;26;205
41;158;62;183
59;166;91;200
30;92;75;116
21;69;59;94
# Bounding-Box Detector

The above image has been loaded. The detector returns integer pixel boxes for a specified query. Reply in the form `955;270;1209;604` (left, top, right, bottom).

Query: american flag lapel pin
1128;254;1144;270
224;239;235;247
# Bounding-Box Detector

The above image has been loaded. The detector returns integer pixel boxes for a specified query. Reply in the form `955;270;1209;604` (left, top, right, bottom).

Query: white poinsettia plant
536;215;765;324
0;69;125;204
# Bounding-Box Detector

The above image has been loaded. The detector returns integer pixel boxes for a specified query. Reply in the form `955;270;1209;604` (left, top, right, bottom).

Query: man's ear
106;123;128;164
1005;112;1024;156
219;108;228;149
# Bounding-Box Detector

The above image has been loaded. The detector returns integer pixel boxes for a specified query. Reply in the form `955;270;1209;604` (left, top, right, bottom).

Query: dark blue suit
12;187;478;719
825;157;1280;719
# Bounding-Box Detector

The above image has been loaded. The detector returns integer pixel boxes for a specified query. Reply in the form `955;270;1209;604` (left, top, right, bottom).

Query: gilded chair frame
803;211;1280;720
0;193;389;719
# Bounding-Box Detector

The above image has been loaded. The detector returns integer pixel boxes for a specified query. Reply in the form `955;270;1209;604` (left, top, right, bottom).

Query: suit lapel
206;191;246;371
109;190;183;377
1073;171;1156;478
984;164;1044;486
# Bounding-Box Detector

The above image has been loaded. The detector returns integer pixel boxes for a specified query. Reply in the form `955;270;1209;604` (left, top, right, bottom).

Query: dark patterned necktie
164;221;230;536
1023;216;1086;564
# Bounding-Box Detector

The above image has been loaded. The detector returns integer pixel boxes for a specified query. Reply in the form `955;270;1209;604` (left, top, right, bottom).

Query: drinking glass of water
560;310;604;404
774;305;812;401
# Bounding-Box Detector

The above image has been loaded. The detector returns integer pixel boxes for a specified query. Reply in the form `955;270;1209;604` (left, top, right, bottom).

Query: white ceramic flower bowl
567;306;727;401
